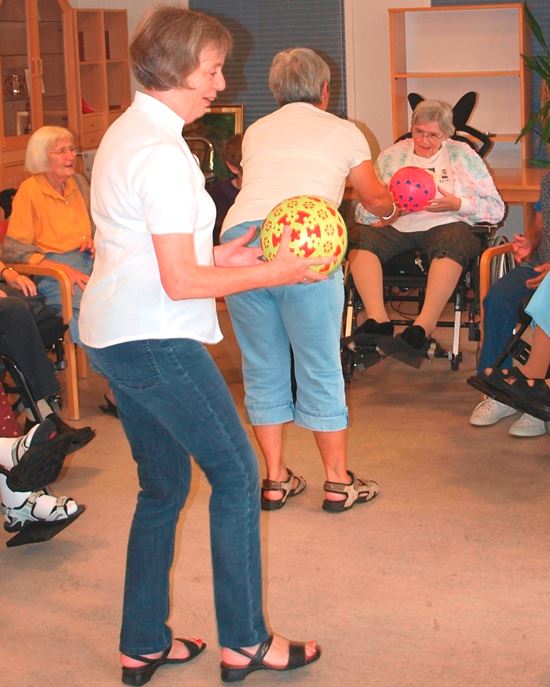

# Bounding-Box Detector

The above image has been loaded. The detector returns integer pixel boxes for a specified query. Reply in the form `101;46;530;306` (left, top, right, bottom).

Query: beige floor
1;308;549;687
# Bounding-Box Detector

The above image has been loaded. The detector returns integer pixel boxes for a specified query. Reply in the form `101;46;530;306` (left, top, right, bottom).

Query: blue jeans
223;222;347;430
36;250;93;347
85;338;268;655
477;263;537;372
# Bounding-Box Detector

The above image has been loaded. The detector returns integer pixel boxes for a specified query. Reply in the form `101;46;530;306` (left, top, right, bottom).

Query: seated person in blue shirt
469;171;550;437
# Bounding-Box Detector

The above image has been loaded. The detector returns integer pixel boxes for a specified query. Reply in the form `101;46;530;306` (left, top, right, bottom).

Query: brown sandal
261;469;306;511
323;470;379;513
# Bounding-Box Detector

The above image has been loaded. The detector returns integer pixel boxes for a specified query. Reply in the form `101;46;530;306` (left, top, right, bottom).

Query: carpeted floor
1;307;548;687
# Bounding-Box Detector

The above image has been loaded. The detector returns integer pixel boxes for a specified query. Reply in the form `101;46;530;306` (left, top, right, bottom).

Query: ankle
265;466;288;483
120;651;163;668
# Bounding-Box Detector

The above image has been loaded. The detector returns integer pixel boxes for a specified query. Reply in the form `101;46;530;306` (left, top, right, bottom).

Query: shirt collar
36;173;78;199
132;90;185;136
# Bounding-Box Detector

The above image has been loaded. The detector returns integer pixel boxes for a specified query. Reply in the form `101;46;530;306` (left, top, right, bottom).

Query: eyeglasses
411;128;444;142
49;145;78;156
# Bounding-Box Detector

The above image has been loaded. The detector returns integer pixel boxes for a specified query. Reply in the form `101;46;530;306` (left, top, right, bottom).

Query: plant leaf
525;3;547;51
526;158;550;168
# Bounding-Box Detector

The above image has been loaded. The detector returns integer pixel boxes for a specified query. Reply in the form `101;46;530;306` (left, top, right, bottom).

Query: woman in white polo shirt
79;7;324;686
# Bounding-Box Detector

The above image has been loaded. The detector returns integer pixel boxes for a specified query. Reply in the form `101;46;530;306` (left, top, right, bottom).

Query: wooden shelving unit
388;3;530;170
74;8;131;151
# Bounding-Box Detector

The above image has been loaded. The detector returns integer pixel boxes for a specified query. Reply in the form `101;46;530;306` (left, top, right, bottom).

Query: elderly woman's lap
35;249;93;345
349;221;480;270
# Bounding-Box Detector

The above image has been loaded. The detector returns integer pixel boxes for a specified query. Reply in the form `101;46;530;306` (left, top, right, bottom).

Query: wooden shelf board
393;71;520;79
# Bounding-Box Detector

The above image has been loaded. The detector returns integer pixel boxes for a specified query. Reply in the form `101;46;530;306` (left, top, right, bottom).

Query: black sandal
121;638;206;686
260;469;306;510
323;470;379;513
220;634;321;682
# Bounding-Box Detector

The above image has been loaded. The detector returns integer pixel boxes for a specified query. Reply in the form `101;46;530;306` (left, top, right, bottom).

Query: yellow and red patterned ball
260;195;347;274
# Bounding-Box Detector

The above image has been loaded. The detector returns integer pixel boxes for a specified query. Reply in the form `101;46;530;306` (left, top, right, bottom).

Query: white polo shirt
80;91;221;348
221;102;371;234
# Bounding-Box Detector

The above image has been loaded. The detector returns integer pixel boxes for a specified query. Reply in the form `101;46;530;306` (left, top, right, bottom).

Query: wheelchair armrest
9;263;73;324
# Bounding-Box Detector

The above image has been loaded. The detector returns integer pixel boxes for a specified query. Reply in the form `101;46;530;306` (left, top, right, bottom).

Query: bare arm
348;159;395;218
0;262;37;296
152;228;331;300
525;210;543;250
512;211;543;263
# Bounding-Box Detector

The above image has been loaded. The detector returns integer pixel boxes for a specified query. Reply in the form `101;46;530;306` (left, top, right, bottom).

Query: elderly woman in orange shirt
3;125;93;347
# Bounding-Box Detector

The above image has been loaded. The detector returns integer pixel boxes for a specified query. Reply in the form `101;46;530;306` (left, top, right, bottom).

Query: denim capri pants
349;220;480;270
222;221;348;431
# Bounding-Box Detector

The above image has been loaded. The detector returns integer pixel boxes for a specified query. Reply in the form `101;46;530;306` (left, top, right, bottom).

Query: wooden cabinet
0;4;131;191
388;3;529;170
0;0;77;188
74;8;131;151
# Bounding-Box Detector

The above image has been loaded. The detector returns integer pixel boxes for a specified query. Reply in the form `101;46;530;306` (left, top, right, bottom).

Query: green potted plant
517;4;550;166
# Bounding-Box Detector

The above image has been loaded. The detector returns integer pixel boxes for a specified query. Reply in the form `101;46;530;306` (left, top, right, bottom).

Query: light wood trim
478;243;515;337
393;70;521;79
388;4;523;15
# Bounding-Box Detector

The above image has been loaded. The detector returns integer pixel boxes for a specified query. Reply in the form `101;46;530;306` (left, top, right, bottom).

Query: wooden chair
0;219;86;420
477;241;515;338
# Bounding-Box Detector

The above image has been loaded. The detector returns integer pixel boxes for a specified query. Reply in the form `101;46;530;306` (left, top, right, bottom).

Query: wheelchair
340;91;507;381
0;311;67;424
340;228;503;380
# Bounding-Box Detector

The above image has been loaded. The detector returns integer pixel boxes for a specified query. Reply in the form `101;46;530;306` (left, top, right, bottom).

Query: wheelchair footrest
511;339;531;366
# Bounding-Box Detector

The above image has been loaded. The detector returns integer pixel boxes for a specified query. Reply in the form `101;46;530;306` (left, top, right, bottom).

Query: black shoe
46;413;96;451
99;394;119;418
398;324;429;350
23;415;95;452
355;319;394;337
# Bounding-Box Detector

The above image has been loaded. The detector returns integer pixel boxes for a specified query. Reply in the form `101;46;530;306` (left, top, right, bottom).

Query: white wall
72;0;186;36
344;0;430;156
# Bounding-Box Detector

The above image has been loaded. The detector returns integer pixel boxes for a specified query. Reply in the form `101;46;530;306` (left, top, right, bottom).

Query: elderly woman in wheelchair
348;99;505;355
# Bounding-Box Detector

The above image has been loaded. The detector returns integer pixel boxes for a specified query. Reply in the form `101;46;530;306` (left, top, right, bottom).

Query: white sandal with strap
2;488;80;532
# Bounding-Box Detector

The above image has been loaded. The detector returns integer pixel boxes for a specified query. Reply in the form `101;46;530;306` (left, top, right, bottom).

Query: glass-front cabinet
0;0;75;187
0;0;31;140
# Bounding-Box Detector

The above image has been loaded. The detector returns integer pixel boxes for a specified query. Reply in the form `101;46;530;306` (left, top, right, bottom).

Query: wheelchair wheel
341;347;355;383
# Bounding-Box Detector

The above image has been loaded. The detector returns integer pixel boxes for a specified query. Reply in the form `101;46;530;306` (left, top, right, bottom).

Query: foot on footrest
6;505;85;547
1;420;74;492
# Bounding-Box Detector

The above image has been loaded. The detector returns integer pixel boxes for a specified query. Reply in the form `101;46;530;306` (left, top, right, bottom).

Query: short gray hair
269;48;330;106
131;5;232;91
25;126;75;174
411;100;455;138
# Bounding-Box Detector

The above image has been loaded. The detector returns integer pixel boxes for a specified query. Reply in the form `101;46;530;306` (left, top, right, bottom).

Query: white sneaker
469;397;517;426
509;413;548;437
